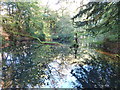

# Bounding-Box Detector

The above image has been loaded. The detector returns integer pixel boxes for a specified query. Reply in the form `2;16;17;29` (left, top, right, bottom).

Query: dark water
1;42;120;88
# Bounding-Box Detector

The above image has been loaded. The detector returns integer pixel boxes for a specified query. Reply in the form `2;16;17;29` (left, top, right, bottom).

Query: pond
1;42;120;89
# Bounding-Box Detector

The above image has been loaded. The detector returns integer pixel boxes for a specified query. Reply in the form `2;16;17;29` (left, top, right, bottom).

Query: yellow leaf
34;31;38;34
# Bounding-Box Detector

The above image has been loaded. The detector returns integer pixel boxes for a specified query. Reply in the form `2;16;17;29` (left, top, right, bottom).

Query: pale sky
0;0;89;17
40;0;89;17
40;0;119;17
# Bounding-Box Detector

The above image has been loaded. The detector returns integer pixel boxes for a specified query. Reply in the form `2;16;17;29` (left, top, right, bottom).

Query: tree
72;2;120;41
1;2;62;46
41;4;74;44
2;2;44;40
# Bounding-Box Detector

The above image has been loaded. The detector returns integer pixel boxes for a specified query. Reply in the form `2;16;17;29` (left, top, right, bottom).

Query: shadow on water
1;42;70;88
1;41;120;88
71;52;120;88
2;43;45;88
42;47;120;88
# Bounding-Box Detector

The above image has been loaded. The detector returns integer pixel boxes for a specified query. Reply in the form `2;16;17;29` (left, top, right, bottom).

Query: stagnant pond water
1;42;120;88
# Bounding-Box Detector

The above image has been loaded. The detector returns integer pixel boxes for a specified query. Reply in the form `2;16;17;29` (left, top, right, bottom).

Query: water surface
1;42;120;88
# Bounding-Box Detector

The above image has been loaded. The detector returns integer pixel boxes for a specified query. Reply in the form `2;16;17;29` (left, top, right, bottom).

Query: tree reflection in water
42;49;120;88
1;43;120;88
2;43;54;88
71;55;120;88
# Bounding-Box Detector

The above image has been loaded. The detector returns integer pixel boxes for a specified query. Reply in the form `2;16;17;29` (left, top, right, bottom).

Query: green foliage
51;16;74;43
2;2;45;41
2;44;47;88
72;2;120;41
1;2;75;44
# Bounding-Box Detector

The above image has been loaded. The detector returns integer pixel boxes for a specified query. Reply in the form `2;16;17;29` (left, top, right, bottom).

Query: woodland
0;1;120;88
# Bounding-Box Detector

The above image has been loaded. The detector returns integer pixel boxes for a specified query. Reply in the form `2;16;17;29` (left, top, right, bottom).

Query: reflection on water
1;42;120;88
43;57;79;88
42;52;120;88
